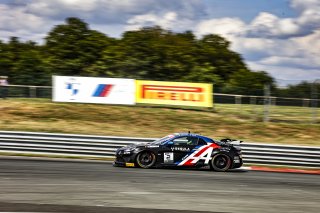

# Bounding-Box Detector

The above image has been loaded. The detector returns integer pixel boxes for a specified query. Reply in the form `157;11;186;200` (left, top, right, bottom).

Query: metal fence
1;85;51;98
214;93;320;123
1;84;319;123
0;131;319;168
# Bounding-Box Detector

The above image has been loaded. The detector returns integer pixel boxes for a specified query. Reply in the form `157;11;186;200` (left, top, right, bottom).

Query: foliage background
0;17;319;97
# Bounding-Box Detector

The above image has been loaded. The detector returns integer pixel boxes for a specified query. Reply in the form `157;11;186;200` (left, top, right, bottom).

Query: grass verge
0;98;319;146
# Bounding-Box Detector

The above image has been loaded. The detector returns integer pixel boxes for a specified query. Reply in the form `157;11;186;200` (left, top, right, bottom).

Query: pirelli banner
136;80;213;108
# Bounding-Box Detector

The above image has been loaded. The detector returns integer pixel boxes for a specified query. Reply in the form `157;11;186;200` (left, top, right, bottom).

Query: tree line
0;17;318;98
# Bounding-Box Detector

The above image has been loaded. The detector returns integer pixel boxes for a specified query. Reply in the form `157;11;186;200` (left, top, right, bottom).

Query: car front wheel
136;151;156;168
210;153;231;172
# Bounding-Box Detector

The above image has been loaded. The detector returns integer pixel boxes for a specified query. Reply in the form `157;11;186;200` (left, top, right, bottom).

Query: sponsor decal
171;147;190;152
65;78;81;100
53;76;135;105
233;156;240;163
142;85;204;102
125;163;135;167
136;80;213;107
164;152;174;163
178;143;220;166
181;154;189;161
92;84;114;97
66;83;79;96
147;145;159;148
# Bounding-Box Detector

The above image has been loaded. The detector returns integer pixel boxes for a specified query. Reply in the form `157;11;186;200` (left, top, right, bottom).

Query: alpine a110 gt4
114;133;243;171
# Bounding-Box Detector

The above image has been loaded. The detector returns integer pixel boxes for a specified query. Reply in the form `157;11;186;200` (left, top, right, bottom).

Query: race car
114;132;243;171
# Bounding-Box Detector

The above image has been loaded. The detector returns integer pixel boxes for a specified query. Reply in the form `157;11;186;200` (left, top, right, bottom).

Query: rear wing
220;138;243;146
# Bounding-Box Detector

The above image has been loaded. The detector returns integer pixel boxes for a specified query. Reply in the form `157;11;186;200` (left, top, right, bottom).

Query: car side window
172;136;198;146
197;138;207;146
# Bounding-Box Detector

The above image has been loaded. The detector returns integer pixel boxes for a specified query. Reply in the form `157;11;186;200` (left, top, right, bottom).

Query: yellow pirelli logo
125;163;135;167
136;80;213;107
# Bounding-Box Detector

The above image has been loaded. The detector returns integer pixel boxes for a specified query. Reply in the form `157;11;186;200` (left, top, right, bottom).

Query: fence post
264;84;271;122
29;86;37;98
249;96;257;120
235;95;242;112
250;96;256;105
303;99;310;107
311;80;320;123
235;95;242;105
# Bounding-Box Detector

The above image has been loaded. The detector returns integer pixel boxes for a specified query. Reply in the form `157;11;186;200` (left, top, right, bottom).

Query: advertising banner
53;76;135;105
136;80;213;107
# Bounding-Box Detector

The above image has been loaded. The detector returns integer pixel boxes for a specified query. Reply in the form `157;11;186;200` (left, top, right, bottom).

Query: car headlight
123;148;135;155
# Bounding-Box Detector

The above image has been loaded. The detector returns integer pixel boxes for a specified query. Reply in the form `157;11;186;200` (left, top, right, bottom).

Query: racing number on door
164;152;174;163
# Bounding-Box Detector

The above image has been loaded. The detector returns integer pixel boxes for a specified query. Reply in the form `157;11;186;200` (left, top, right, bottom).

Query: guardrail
0;131;319;168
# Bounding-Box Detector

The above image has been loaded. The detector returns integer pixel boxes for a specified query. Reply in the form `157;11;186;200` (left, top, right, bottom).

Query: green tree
223;70;275;95
0;37;49;85
181;63;222;86
197;34;247;81
11;47;50;85
93;27;197;80
45;17;113;76
0;40;12;76
275;81;320;98
1;19;280;94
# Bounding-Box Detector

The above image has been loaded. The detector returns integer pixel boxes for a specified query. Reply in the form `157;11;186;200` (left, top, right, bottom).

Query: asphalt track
0;158;319;213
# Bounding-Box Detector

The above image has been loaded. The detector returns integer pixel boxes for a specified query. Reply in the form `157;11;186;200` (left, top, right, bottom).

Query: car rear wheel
210;153;231;172
136;151;156;168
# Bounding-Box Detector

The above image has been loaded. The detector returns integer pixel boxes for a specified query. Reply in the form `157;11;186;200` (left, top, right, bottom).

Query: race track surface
0;158;319;213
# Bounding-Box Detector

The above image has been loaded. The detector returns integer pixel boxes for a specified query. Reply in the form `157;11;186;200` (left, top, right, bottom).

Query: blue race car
114;132;243;171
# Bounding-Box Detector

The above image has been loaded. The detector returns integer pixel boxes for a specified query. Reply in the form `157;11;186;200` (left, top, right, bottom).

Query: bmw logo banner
52;76;135;105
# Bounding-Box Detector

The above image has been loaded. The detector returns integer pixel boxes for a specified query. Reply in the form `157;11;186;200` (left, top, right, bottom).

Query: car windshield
150;135;175;145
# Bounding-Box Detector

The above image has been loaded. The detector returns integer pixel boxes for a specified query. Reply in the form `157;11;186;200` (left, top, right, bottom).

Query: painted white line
119;191;156;195
239;166;252;170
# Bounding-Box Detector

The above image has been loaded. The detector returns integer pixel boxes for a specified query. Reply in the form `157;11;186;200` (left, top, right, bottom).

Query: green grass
0;98;319;146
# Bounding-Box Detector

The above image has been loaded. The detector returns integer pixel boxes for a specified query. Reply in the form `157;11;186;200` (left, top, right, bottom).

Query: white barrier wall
52;76;135;105
1;131;319;168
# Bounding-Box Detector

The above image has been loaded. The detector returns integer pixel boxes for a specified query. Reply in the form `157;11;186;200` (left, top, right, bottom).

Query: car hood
119;142;156;150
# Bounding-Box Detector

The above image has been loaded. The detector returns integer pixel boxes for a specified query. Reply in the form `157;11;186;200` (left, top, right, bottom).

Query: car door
161;136;200;166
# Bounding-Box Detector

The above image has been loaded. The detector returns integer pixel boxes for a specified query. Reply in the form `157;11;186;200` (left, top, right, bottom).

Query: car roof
173;132;214;142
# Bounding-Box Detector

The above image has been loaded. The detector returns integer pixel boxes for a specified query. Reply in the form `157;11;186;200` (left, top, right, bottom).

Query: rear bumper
231;158;243;169
230;153;243;169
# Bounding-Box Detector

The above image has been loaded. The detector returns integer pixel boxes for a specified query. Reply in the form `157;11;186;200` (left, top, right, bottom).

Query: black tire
136;151;156;169
210;153;231;172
